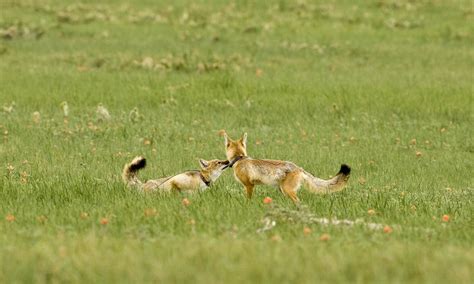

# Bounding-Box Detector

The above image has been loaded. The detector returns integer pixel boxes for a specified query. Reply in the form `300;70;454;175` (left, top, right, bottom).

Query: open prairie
0;0;473;283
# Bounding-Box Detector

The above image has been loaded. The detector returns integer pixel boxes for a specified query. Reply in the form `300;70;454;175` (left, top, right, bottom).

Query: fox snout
221;160;230;169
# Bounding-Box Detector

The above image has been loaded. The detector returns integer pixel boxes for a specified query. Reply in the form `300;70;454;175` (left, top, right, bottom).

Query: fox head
224;132;247;160
199;159;230;182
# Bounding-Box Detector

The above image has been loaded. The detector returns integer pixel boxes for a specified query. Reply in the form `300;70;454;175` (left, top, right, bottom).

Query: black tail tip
130;157;146;171
339;164;351;175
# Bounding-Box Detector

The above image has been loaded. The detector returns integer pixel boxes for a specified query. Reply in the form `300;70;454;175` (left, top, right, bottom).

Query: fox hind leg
280;171;302;203
281;186;299;203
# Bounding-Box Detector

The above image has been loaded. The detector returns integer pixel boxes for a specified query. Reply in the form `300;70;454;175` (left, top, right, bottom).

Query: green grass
1;0;473;283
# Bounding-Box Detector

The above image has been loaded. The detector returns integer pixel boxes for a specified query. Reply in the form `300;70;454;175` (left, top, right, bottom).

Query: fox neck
201;169;224;184
199;170;212;186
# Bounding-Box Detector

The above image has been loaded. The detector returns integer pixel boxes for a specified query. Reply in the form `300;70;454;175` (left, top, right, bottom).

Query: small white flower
256;217;277;233
2;101;15;113
60;101;69;117
141;57;154;69
32;111;41;124
96;103;111;121
129;107;141;123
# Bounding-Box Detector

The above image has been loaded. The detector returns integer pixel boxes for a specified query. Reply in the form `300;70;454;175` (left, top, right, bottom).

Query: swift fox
224;132;351;202
122;156;230;192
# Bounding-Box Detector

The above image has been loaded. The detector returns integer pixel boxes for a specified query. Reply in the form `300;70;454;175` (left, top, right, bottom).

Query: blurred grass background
0;0;473;283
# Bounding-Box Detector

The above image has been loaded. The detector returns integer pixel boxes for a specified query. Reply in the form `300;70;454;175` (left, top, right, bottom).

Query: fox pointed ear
241;132;247;146
224;132;229;146
199;159;209;169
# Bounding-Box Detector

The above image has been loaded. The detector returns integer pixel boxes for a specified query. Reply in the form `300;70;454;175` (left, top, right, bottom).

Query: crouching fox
122;156;230;193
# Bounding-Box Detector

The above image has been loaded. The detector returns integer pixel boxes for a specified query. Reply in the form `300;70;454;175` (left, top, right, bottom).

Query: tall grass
1;0;472;283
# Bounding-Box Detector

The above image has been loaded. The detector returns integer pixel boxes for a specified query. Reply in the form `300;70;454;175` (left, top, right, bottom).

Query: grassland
0;0;473;283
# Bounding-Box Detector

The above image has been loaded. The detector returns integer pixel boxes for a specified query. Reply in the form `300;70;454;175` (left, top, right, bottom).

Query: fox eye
226;143;230;147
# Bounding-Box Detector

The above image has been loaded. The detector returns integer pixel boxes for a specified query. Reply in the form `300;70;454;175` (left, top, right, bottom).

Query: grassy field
1;0;473;283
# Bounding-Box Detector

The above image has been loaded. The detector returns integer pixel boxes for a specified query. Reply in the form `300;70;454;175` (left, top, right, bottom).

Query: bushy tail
122;156;147;187
302;164;351;194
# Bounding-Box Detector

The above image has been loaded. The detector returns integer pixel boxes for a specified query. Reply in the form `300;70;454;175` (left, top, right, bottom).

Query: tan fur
224;132;351;202
122;157;229;193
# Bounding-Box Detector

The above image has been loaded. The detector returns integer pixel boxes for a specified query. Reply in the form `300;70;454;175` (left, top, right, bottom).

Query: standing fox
122;156;230;192
224;132;351;203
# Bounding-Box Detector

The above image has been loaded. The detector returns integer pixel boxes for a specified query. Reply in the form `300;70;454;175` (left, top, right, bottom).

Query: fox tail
122;156;147;187
302;164;351;194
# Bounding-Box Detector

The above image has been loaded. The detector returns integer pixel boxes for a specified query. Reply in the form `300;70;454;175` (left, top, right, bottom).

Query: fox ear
224;133;229;146
241;132;247;147
199;159;209;169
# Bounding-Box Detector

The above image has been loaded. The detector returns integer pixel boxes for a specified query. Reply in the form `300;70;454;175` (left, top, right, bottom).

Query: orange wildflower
303;227;312;236
319;233;330;241
263;197;273;204
182;198;191;207
5;214;15;222
383;225;393;234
